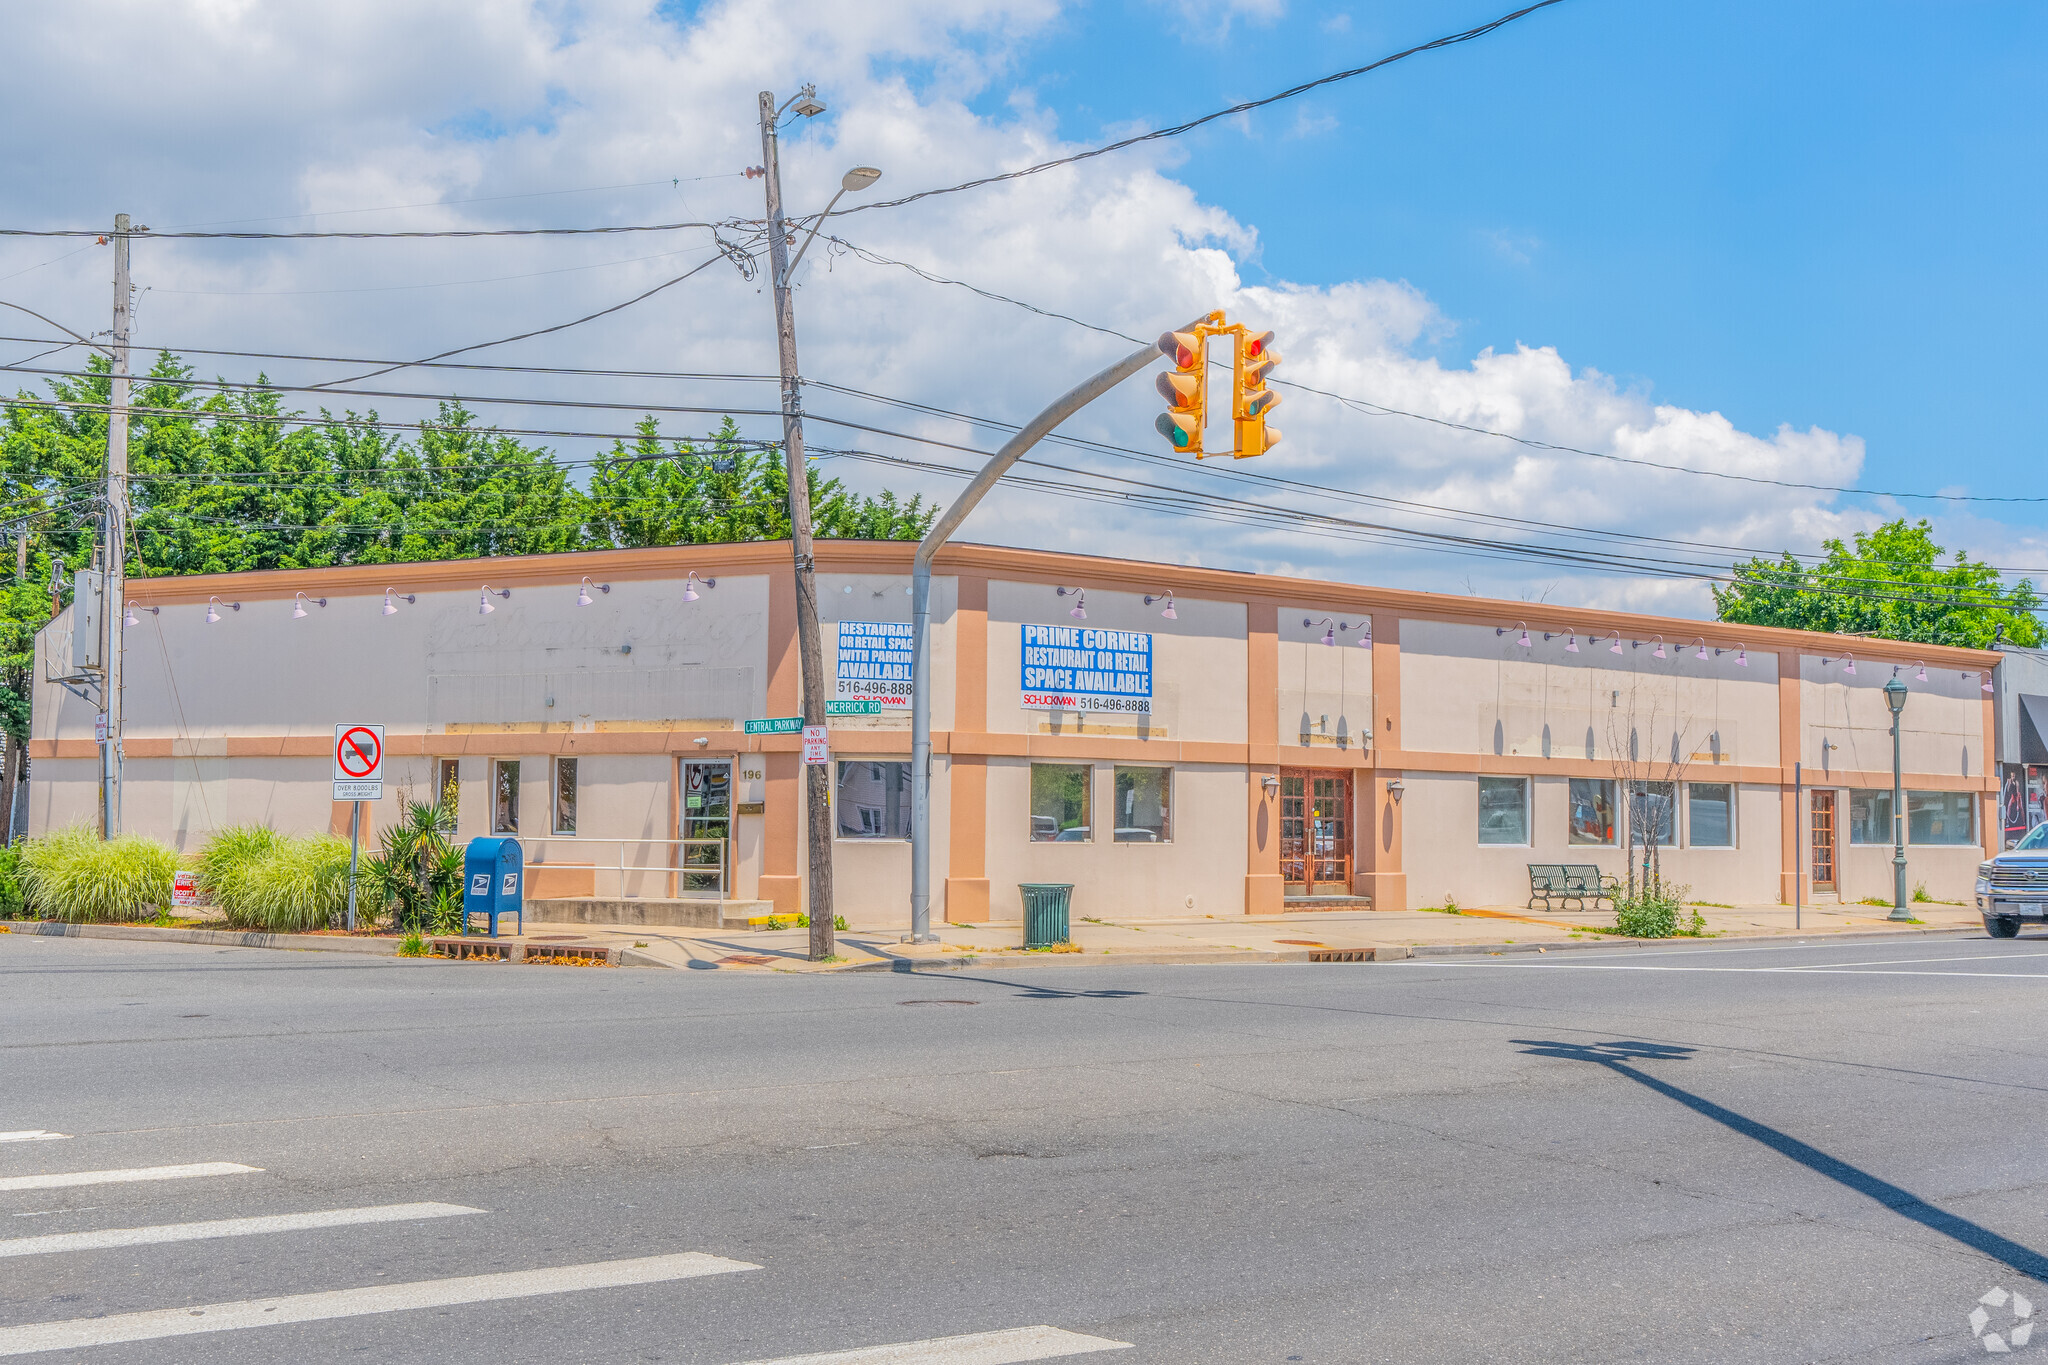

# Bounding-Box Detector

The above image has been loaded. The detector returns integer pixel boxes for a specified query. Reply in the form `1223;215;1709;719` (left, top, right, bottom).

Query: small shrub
0;845;24;919
397;930;427;957
1912;882;1932;904
1613;886;1703;939
833;915;848;932
221;834;351;932
18;826;177;922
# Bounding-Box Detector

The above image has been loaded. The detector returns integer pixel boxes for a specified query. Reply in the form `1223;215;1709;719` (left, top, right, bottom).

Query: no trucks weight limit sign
333;724;384;801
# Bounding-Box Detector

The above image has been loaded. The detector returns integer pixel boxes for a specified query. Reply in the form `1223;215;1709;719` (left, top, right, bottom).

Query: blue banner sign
836;620;914;707
1020;624;1152;714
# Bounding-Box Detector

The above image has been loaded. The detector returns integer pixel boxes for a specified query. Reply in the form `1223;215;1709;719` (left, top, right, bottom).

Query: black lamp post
1883;676;1913;921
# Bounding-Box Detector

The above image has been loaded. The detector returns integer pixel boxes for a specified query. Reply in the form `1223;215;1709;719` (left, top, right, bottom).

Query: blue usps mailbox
462;836;523;938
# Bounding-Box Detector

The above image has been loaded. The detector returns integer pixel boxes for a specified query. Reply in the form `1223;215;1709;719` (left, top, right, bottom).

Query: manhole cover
899;999;978;1006
1275;940;1327;947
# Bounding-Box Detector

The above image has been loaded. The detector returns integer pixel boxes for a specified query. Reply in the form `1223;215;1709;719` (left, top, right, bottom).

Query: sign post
333;725;384;932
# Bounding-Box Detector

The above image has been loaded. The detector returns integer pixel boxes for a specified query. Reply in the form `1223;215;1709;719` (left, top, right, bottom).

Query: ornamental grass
193;824;279;907
18;825;177;922
214;832;352;932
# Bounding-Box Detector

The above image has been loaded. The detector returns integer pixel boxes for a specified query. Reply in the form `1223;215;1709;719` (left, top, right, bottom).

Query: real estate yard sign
1019;623;1152;714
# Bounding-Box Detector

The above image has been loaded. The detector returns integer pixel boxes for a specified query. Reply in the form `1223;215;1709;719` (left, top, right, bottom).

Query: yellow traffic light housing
1233;328;1282;458
1152;313;1281;459
1152;323;1215;455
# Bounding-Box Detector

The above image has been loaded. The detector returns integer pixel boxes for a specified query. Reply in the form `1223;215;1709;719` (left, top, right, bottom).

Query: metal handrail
518;835;728;901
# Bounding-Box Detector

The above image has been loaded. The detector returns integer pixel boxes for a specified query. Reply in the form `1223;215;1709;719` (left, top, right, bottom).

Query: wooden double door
1281;769;1354;897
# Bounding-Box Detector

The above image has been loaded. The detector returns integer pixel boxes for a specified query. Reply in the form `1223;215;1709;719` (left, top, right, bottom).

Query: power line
819;236;2048;507
0;218;745;242
160;172;750;232
306;247;741;389
0;334;777;383
825;2;1568;220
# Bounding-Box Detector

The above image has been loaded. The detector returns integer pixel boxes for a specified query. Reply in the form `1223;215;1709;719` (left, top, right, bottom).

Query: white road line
1779;952;2048;970
0;1162;258;1193
732;1326;1132;1364
0;1251;758;1356
0;1201;481;1259
1432;962;2048;979
0;1134;66;1145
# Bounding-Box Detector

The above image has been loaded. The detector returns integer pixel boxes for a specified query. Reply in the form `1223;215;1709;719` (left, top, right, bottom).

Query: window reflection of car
1479;808;1522;838
1114;827;1159;842
1031;815;1058;840
1054;826;1091;841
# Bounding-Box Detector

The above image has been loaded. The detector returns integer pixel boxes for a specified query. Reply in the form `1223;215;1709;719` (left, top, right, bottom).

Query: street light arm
914;332;1185;576
778;189;847;287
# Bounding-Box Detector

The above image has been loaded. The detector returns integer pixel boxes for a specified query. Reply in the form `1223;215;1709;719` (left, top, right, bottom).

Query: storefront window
492;760;519;834
553;758;577;835
1908;790;1975;845
1030;764;1092;842
1113;767;1171;842
836;761;911;839
1629;781;1675;846
1568;778;1615;845
1848;789;1892;845
1688;783;1734;847
1478;776;1528;845
436;759;459;830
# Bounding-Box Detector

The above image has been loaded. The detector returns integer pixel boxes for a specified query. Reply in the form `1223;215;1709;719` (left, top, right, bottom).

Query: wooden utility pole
758;90;835;959
101;212;131;838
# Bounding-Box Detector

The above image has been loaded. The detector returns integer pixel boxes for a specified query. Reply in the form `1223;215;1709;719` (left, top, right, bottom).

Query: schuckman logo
1971;1286;2035;1353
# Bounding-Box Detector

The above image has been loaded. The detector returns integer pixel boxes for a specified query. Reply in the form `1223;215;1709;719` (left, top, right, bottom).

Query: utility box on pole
70;570;103;672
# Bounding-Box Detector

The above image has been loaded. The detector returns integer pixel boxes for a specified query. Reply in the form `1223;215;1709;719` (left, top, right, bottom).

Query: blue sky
7;0;2044;609
957;0;2047;518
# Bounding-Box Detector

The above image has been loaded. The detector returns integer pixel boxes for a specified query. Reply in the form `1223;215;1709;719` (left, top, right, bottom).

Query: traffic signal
1233;328;1282;458
1153;329;1206;455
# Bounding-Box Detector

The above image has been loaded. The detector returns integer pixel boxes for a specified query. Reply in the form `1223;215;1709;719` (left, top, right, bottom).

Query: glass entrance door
1280;769;1354;897
1810;790;1837;893
679;760;732;896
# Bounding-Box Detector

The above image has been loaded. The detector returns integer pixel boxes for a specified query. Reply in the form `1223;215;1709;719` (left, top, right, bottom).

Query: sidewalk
4;898;1984;972
508;896;1984;971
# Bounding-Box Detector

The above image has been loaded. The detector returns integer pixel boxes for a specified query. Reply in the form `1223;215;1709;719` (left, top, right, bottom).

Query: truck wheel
1987;916;2022;939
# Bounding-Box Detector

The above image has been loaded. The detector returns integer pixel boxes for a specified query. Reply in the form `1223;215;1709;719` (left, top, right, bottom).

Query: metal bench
1563;863;1619;910
1527;864;1571;911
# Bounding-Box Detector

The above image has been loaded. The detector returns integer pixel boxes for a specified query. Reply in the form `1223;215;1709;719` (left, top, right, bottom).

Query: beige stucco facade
30;540;2003;926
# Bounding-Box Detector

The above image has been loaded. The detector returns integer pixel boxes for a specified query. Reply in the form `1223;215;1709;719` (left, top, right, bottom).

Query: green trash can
1019;883;1073;948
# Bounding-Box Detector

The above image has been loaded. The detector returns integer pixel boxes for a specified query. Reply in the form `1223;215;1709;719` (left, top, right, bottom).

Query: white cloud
0;0;2003;620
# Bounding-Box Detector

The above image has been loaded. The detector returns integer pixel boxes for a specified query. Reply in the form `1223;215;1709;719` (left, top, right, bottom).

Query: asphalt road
5;930;2048;1363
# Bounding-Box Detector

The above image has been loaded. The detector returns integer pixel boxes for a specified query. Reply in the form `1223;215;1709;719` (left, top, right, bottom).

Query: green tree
1714;519;2041;648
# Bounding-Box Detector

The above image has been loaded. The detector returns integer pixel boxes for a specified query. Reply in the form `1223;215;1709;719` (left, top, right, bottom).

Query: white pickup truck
1977;824;2048;937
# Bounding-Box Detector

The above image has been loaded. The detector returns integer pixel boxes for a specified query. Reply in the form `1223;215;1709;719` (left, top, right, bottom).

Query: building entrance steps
526;898;770;930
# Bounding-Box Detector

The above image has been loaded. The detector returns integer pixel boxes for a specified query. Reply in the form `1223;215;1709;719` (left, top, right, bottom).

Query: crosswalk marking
0;1201;482;1259
0;1162;258;1193
0;1134;67;1145
0;1251;759;1355
733;1326;1133;1364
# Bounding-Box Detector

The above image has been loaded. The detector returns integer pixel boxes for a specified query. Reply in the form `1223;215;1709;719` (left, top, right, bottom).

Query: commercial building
29;540;2001;921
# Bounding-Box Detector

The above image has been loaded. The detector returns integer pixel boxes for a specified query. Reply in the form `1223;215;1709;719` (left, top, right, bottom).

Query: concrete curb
2;921;400;956
1406;924;1979;958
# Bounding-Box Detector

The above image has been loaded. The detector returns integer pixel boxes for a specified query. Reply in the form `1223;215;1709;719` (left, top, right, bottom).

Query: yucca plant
194;825;280;908
18;825;178;922
363;800;460;933
220;835;352;932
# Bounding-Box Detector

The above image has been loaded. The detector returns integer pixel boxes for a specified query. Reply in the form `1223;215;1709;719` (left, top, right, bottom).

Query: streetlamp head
840;166;882;193
1883;676;1908;715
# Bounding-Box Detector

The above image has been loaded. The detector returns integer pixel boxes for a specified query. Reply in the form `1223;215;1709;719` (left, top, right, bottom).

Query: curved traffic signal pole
907;325;1201;944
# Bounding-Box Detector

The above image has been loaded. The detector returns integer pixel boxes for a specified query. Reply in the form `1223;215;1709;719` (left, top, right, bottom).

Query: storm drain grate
1307;948;1372;963
429;939;513;962
523;942;616;966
